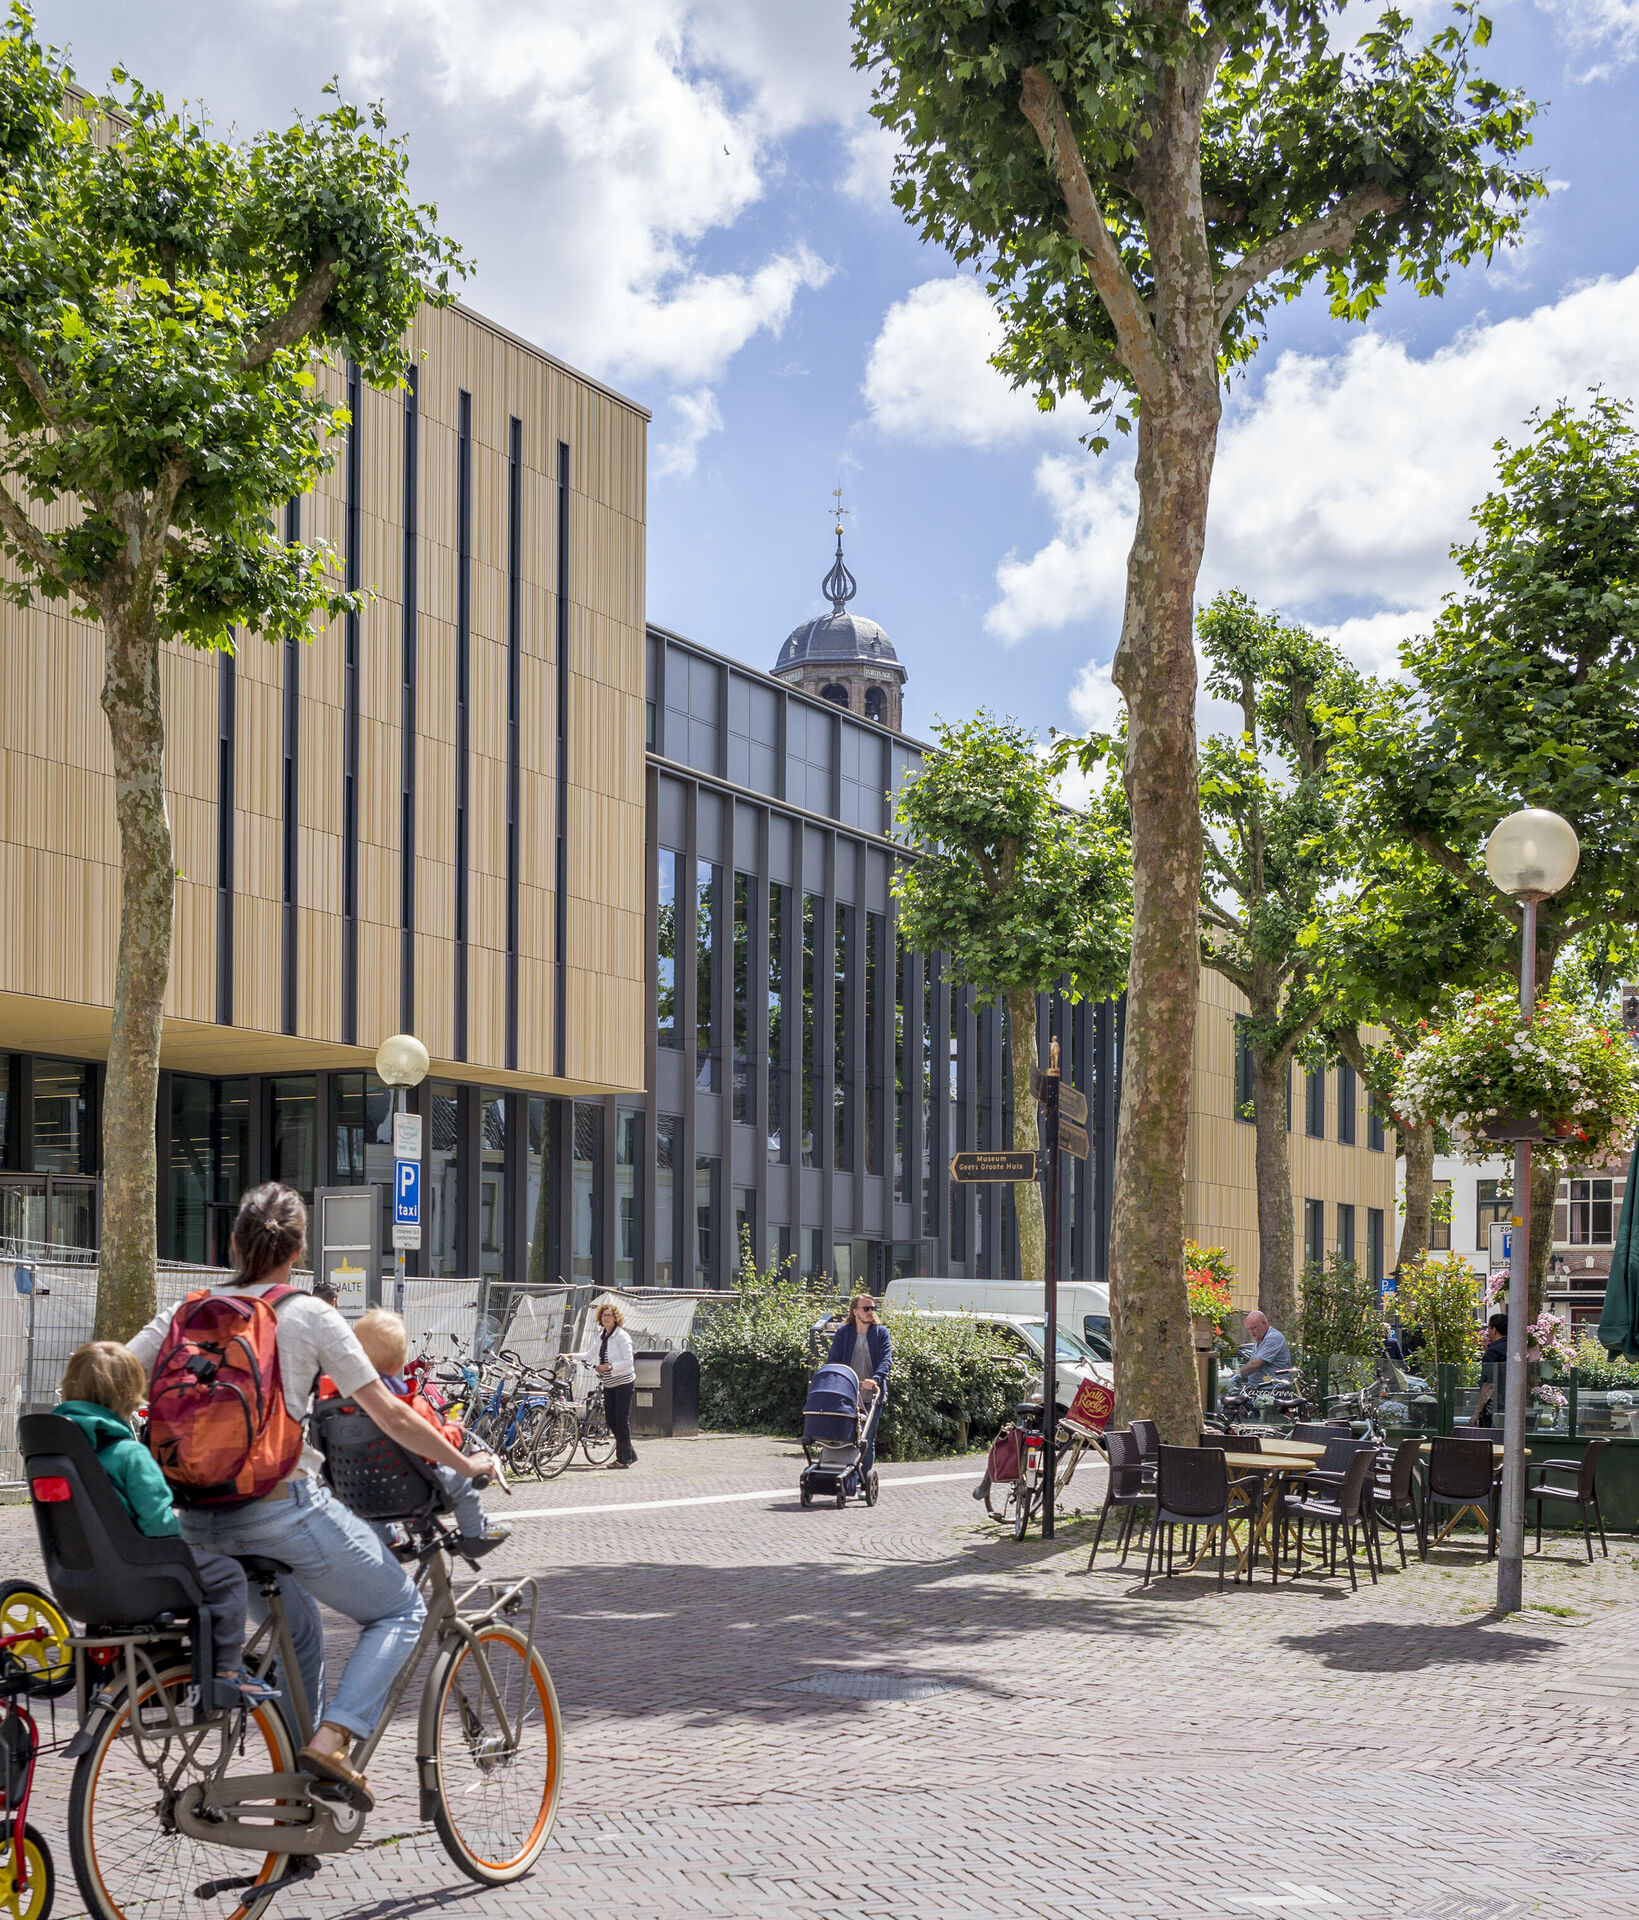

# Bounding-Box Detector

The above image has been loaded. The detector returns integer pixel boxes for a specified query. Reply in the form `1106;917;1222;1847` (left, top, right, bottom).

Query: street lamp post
375;1033;430;1310
1484;808;1579;1615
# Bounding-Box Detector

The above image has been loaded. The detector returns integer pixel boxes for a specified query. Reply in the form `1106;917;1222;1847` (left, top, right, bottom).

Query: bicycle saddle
235;1555;293;1581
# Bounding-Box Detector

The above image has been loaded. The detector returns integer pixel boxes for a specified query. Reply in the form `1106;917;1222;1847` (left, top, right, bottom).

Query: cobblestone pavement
7;1432;1638;1920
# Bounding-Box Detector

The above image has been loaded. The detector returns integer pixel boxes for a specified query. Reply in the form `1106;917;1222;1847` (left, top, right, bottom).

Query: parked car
884;1306;1112;1409
882;1277;1112;1363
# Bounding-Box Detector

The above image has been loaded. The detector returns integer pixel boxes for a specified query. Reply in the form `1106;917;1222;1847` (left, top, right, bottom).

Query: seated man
1232;1310;1292;1397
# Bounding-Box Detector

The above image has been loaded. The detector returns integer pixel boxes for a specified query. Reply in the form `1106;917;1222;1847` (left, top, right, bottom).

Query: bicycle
532;1360;616;1478
985;1402;1094;1540
0;1581;70;1920
27;1404;563;1920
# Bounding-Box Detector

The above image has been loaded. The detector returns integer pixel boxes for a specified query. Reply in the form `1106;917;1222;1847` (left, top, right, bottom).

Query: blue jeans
180;1478;425;1742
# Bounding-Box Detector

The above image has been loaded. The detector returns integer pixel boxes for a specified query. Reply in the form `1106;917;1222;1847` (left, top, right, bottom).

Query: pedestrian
1472;1313;1508;1427
826;1293;892;1476
311;1274;339;1308
583;1301;638;1468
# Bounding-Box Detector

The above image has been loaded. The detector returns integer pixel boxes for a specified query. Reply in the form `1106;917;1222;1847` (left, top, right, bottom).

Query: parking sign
394;1157;421;1250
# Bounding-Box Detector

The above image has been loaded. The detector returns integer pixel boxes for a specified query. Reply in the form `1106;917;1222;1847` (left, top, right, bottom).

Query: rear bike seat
19;1412;218;1697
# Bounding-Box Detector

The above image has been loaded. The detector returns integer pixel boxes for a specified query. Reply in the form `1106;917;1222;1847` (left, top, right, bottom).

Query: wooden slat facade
0;300;648;1098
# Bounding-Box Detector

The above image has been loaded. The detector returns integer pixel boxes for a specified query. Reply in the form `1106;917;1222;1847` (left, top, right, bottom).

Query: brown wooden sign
1028;1063;1088;1126
949;1151;1040;1183
1058;1118;1090;1161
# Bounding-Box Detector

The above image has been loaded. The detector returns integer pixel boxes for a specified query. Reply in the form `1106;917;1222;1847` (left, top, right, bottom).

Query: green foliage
1298;1252;1384;1362
1197;591;1364;1061
891;711;1130;1005
1572;1334;1639;1392
851;0;1541;441
0;5;466;646
691;1279;1025;1461
1332;398;1639;998
1394;1249;1483;1365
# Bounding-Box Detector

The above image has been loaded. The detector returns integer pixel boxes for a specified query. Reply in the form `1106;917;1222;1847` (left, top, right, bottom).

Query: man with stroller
827;1294;892;1474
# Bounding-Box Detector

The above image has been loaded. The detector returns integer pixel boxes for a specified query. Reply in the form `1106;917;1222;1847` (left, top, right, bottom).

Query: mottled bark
1252;1046;1297;1325
1008;986;1045;1286
96;607;171;1340
1395;1123;1436;1270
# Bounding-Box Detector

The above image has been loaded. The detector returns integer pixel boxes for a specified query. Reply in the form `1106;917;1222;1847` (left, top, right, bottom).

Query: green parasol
1598;1131;1639;1359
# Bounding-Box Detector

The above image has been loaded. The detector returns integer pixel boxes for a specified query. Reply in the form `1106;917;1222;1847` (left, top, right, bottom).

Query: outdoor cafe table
1182;1451;1318;1578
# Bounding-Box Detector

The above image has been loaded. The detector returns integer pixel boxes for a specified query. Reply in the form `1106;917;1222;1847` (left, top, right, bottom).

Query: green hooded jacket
56;1401;181;1538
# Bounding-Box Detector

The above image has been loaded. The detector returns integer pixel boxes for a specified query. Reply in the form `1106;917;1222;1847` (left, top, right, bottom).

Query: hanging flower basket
1393;990;1639;1165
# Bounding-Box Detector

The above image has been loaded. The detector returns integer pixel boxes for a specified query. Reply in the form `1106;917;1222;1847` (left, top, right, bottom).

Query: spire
823;485;856;613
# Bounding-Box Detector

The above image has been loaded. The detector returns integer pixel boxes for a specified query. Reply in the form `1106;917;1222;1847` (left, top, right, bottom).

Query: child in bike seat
349;1310;510;1558
57;1341;279;1708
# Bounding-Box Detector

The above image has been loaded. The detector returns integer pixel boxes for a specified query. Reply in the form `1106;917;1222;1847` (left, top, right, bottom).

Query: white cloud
654;386;723;478
1531;0;1639;72
980;268;1639;681
863;277;1086;448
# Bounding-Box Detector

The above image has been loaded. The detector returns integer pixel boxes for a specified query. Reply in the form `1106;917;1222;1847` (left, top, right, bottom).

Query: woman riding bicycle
125;1182;498;1811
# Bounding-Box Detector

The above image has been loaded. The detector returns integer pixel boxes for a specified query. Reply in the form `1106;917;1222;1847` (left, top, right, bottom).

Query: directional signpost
950;1150;1041;1183
1029;1040;1092;1540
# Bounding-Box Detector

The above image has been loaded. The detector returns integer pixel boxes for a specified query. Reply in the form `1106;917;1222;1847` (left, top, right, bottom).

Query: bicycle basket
312;1398;445;1523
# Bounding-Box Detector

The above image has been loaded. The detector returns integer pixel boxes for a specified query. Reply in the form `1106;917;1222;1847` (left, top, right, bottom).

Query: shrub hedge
690;1279;1027;1460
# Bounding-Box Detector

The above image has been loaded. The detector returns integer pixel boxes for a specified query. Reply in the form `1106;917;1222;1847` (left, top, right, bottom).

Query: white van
883;1278;1112;1362
882;1306;1112;1407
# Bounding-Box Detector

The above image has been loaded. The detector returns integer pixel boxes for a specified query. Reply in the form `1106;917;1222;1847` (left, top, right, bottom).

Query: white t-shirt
128;1281;377;1479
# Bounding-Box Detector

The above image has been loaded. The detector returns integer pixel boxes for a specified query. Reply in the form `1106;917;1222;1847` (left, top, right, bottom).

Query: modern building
0;297;1390;1306
0;300;650;1288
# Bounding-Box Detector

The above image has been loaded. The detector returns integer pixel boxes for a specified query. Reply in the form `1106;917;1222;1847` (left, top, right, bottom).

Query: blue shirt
1238;1328;1292;1386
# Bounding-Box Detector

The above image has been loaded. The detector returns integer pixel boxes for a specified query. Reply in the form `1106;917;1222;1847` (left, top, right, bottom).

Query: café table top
1222;1452;1314;1474
1225;1438;1326;1460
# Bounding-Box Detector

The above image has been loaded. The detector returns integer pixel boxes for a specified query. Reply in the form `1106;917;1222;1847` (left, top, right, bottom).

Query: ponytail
231;1182;307;1287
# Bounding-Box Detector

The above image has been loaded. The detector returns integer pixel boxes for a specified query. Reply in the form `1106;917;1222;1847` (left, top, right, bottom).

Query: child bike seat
310;1398;446;1524
19;1413;206;1630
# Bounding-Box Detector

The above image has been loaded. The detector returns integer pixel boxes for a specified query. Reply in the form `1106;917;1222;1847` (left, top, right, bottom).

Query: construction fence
0;1246;739;1484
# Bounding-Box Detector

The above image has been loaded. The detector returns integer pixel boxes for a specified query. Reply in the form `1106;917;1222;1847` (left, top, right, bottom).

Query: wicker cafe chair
1420;1435;1500;1560
1279;1446;1378;1592
1198;1432;1262;1453
1144;1445;1252;1593
1525;1437;1609;1561
1292;1422;1353;1445
1370;1438;1424;1570
1087;1428;1156;1570
1130;1417;1160;1462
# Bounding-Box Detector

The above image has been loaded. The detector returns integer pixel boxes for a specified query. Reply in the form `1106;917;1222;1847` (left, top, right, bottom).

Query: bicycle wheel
0;1581;75;1698
506;1404;547;1476
0;1823;54;1920
68;1659;297;1920
428;1624;563;1884
531;1407;579;1480
580;1398;616;1468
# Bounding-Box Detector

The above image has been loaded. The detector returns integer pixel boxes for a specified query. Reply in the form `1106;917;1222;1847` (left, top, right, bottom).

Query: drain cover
779;1671;956;1701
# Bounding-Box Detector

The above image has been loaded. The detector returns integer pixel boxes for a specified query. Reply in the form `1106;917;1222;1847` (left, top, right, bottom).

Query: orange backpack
146;1286;305;1507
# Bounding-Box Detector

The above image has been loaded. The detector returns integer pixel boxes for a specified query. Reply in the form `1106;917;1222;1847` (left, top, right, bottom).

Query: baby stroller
799;1363;882;1509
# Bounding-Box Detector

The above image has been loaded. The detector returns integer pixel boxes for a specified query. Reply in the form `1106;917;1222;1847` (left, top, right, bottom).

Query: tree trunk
1007;986;1045;1286
1395;1123;1435;1271
1251;1045;1297;1327
1527;1155;1556;1326
1107;395;1218;1442
96;610;173;1340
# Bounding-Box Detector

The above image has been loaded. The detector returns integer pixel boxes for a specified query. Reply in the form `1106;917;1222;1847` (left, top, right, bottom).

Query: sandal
297;1740;375;1813
213;1668;281;1709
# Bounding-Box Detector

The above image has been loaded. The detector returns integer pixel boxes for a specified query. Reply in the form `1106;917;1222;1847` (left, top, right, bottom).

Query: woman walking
584;1300;638;1468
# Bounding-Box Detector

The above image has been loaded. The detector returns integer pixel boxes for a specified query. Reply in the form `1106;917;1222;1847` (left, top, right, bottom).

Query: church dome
772;530;906;682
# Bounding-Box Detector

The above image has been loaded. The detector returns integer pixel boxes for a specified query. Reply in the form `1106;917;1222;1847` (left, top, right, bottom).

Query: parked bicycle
531;1359;616;1478
984;1401;1096;1540
23;1402;563;1920
465;1350;558;1476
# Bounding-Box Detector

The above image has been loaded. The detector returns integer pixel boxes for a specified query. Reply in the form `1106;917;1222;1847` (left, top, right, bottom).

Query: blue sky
40;0;1639;746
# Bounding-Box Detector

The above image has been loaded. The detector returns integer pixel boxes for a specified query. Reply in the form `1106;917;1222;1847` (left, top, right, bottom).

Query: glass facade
572;1103;599;1281
696;861;718;1091
1337;1201;1355;1264
269;1076;316;1205
1305;1068;1325;1139
655;1114;681;1284
801;892;818;1168
169;1075;249;1267
733;872;753;1124
615;1110;638;1284
833;902;852;1169
767;882;788;1160
695;1153;717;1285
657;847;678;1049
865;910;883;1176
1337;1060;1357;1145
479;1090;506;1285
427;1084;462;1277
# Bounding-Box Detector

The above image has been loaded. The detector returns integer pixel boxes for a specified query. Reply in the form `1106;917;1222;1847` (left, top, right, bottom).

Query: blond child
350;1310;509;1556
57;1341;277;1706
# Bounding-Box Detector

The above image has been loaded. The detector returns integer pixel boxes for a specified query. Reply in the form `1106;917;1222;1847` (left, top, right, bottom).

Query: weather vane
830;485;852;538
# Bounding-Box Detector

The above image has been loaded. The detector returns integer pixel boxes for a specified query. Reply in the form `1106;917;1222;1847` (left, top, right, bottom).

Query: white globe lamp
1483;808;1579;902
375;1032;430;1088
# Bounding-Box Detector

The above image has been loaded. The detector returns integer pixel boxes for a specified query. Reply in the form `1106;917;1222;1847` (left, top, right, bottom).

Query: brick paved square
7;1433;1636;1919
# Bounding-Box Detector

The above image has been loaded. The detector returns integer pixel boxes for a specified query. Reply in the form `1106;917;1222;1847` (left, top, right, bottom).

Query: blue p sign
395;1157;420;1226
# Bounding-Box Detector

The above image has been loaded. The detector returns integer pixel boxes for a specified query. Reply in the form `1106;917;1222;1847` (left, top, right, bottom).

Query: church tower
772;498;907;731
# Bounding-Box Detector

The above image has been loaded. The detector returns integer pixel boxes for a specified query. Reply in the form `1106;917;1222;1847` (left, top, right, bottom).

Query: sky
36;0;1639;748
